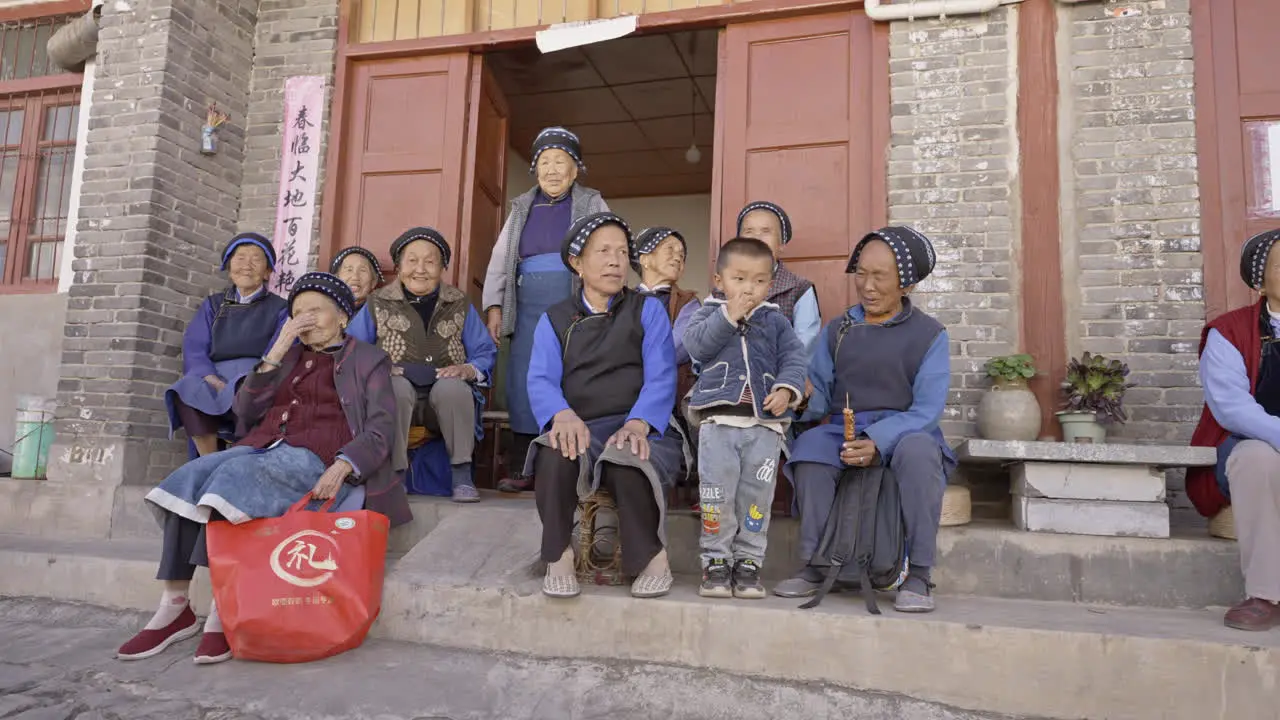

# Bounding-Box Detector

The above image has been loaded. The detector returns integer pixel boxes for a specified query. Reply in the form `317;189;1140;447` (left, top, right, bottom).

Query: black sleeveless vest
1253;304;1280;416
829;299;944;414
208;288;288;363
546;288;646;421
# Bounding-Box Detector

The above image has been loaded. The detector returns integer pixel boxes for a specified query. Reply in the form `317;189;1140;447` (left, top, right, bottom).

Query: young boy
683;237;809;598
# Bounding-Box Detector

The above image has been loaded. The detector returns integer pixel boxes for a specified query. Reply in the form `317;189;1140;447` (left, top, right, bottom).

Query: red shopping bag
206;493;389;663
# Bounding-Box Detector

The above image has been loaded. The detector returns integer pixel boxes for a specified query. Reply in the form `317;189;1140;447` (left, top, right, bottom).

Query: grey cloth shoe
451;485;481;503
773;571;822;598
893;589;936;613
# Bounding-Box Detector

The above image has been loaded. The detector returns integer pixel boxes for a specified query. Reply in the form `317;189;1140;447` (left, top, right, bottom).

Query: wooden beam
1016;0;1067;439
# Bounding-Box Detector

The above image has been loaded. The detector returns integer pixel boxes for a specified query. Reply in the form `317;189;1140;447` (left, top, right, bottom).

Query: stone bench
954;439;1216;539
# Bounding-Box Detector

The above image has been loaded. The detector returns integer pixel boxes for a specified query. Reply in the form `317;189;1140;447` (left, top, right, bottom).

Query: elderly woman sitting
348;227;497;502
330;246;384;310
528;212;681;599
165;233;288;457
117;272;407;666
1189;230;1280;631
779;227;953;613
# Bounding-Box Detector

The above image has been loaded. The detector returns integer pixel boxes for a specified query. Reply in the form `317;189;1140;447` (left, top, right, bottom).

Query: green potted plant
1058;352;1133;443
978;354;1042;441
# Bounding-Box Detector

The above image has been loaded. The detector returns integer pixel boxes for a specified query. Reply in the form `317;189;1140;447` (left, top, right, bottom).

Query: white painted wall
504;149;713;296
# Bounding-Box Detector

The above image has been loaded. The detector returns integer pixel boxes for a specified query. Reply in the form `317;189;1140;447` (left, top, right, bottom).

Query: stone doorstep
1013;495;1171;539
1012;462;1166;503
955;438;1217;468
0;533;1274;720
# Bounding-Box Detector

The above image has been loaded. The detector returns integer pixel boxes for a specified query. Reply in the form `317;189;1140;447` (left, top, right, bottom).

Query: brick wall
50;0;259;485
238;0;339;272
1062;0;1203;445
886;10;1019;441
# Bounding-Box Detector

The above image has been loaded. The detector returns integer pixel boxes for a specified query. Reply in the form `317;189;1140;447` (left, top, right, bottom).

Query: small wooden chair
575;490;625;586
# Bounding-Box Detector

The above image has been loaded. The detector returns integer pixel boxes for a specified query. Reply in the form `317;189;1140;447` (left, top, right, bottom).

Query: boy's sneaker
733;560;766;599
699;560;733;598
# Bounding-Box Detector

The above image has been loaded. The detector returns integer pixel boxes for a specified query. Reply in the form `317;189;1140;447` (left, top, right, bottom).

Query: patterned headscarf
220;232;275;271
736;201;792;246
390;227;450;268
329;246;384;285
846;226;937;288
631;227;685;274
530;126;585;174
1240;229;1280;291
288;272;356;319
562;212;632;275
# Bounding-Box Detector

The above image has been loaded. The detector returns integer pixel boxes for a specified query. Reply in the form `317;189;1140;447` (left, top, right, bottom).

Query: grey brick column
48;0;260;492
239;0;339;271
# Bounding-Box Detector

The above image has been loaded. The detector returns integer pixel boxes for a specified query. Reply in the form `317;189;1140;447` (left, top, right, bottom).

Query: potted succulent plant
978;354;1042;441
1058;352;1133;443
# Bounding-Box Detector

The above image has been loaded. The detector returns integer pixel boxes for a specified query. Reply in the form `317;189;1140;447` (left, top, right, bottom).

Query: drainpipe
864;0;1024;21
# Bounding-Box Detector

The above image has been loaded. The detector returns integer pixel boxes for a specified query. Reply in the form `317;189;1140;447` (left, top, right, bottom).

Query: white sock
144;589;189;630
547;546;574;575
203;600;223;634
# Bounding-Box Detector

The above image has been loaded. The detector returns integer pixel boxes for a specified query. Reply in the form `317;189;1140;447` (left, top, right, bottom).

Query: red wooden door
329;53;472;281
1197;0;1280;318
714;11;888;318
457;56;510;308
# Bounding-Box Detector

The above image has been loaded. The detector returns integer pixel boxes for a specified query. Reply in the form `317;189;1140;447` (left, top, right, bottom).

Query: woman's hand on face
549;409;591;461
312;458;352;500
438;364;477;381
485;308;502;344
270;314;317;357
608;419;651;462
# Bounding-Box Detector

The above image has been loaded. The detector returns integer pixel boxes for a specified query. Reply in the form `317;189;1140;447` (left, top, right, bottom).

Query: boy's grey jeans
697;423;785;567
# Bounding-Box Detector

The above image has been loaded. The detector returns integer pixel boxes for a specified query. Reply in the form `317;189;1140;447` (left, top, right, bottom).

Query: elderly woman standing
733;201;822;354
528;212;681;600
482;127;610;494
330;246;384;310
165;233;288;457
1189;230;1280;631
348;227;497;503
118;272;406;666
778;227;952;613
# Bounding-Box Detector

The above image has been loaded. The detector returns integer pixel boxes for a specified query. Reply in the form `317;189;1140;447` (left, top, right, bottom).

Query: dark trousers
506;432;536;478
156;510;222;581
173;398;229;438
534;448;662;576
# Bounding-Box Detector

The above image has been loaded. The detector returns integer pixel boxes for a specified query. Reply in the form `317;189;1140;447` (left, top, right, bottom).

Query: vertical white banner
271;75;326;296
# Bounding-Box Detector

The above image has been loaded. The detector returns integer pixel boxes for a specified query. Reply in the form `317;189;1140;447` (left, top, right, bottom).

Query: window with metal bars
0;14;80;293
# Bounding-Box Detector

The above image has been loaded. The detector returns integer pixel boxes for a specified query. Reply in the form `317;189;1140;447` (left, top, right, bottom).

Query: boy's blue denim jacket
683;297;809;420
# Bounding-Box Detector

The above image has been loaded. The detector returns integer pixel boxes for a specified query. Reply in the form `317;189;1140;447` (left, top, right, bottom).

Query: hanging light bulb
685;142;701;165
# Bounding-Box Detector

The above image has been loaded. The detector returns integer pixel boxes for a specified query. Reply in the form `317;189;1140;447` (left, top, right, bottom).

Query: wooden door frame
322;0;891;276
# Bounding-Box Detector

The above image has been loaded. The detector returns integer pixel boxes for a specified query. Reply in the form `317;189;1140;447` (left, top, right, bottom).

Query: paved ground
0;597;1021;720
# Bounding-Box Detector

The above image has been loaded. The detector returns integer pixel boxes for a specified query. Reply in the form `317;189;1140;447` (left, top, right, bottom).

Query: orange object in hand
843;406;856;442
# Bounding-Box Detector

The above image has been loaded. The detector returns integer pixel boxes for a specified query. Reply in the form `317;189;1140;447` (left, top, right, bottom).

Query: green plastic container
11;396;55;479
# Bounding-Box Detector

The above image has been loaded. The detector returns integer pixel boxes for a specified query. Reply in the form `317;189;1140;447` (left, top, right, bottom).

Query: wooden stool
940;485;972;527
575;490;624;586
1209;505;1237;540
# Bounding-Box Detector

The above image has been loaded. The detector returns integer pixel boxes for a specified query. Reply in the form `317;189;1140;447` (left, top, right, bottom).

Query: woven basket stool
575;490;625;586
939;485;972;527
1209;505;1237;541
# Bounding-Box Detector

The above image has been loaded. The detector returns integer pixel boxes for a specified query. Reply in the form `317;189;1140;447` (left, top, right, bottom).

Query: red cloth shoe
117;606;199;660
497;474;534;493
1224;597;1280;631
193;631;232;665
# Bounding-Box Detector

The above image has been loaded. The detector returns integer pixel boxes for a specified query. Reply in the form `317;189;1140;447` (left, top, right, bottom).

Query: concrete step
0;519;1274;720
102;489;1245;609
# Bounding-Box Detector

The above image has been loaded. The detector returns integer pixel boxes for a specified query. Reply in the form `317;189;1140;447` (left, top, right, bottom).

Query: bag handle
286;492;337;515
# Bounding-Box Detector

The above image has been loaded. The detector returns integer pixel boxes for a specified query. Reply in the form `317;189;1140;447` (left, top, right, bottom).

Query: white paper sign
536;15;638;54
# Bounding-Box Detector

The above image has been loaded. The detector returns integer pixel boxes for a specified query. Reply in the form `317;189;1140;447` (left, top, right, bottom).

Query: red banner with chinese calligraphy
272;75;326;297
